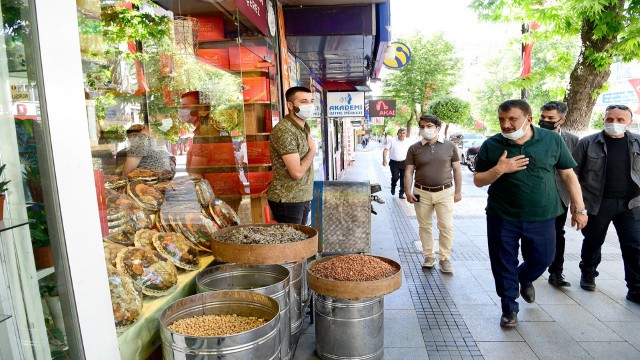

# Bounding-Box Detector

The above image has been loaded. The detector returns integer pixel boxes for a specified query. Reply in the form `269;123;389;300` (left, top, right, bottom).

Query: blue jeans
580;198;640;293
487;214;556;313
268;200;311;225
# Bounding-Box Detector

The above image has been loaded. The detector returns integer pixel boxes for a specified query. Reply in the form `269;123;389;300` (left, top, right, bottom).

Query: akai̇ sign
327;91;365;117
368;99;396;117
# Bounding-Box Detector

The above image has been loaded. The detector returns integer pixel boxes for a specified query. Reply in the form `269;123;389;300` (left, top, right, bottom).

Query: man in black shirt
573;104;640;303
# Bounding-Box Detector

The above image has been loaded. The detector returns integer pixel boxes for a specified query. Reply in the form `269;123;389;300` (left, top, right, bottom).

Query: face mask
420;128;437;140
502;120;528;141
293;104;315;120
539;120;559;130
178;108;197;123
604;123;627;136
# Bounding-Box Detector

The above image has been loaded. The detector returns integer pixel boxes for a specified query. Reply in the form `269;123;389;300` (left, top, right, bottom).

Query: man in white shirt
383;128;412;199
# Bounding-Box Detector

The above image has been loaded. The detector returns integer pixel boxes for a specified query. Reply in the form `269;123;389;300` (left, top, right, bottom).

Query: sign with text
327;91;365;117
236;0;268;36
369;99;396;117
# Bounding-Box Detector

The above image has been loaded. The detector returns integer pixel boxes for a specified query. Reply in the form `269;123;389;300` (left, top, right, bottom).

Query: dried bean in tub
216;225;307;245
168;314;267;337
311;254;398;281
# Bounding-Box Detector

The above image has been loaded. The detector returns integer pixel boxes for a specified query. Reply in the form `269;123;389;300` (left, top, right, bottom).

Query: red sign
236;0;268;37
369;100;397;117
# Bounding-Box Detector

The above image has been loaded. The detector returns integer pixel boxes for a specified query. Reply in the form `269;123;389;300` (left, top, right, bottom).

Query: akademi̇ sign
327;92;365;117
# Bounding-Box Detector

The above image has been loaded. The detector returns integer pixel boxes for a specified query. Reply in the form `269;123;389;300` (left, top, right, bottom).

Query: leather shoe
399;194;406;199
520;283;535;303
580;274;596;291
500;312;518;328
391;188;396;195
626;292;640;304
548;272;571;287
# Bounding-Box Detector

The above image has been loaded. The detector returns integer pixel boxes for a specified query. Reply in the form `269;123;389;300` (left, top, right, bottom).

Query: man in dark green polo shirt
267;86;316;224
473;99;588;328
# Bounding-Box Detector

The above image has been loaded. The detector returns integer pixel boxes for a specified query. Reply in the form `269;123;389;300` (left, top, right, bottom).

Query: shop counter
117;255;215;360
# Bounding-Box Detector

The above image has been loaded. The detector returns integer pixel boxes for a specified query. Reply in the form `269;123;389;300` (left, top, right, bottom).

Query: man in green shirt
267;86;316;224
473;99;588;328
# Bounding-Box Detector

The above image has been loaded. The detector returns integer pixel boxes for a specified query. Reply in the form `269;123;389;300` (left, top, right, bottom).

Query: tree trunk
406;110;415;137
444;123;450;139
563;2;622;133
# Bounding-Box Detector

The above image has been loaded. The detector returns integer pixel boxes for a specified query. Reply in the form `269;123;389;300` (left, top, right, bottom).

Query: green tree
426;97;472;137
382;33;463;136
470;0;640;132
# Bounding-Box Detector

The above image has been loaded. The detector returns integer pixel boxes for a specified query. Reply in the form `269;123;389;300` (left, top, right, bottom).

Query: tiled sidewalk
293;142;640;360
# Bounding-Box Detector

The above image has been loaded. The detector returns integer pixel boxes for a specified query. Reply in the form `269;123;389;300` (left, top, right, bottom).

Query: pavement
292;140;640;360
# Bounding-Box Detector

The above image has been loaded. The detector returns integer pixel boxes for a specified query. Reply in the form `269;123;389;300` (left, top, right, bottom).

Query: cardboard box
244;171;272;195
229;46;270;71
197;48;229;69
246;141;271;164
242;76;270;103
195;16;225;41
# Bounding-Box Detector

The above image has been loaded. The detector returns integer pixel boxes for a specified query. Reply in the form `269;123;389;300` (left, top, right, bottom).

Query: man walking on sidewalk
539;101;579;287
383;128;411;199
572;105;640;303
405;115;462;273
473;100;587;328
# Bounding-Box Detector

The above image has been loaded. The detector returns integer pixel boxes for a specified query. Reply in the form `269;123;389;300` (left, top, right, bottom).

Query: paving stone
516;321;591;360
579;341;640;359
603;321;640;351
476;341;537;360
539;304;623;342
292;334;319;360
382;347;430;360
384;309;427;348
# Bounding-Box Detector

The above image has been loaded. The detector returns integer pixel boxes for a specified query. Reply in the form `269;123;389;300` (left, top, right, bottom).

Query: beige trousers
414;186;455;260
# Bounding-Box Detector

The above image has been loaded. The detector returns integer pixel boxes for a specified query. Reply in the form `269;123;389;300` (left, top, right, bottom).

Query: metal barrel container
282;260;305;336
160;290;280;360
196;264;291;360
314;293;384;360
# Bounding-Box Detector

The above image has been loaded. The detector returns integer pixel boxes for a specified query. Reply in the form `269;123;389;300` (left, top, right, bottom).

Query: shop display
104;175;127;191
133;229;158;249
208;198;241;228
152;232;200;270
107;265;142;333
104;232;134;246
127;180;164;211
168;314;267;337
215;224;306;245
309;254;399;282
195;179;214;206
115;247;178;297
104;242;127;267
126;168;159;184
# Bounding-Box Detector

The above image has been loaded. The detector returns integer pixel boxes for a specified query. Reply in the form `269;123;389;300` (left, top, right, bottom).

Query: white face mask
293;104;315;120
502;119;529;141
178;108;197;123
420;128;437;140
604;123;627;136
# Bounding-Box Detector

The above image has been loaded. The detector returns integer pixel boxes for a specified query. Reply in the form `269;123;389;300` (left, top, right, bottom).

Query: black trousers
389;159;406;194
268;200;311;225
548;205;568;274
580;198;640;293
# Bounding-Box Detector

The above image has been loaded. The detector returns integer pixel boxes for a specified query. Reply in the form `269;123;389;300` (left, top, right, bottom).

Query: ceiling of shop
281;0;386;4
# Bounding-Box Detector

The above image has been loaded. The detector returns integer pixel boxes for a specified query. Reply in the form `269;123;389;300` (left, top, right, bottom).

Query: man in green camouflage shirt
267;86;316;224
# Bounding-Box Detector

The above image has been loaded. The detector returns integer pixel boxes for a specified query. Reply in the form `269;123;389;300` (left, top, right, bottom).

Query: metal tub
282;260;305;336
160;290;280;360
196;264;291;359
314;293;384;360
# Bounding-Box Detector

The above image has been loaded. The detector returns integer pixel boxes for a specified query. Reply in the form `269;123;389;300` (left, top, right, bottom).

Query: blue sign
601;91;637;104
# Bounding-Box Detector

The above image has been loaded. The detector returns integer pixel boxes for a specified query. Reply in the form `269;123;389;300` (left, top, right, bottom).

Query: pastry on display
127;180;164;211
107;265;142;332
209;198;240;228
116;247;178;296
152;231;200;270
195;180;215;207
154;169;175;182
103;241;127;267
104;231;134;246
176;212;214;251
104;175;127;191
134;229;159;249
126;168;159;184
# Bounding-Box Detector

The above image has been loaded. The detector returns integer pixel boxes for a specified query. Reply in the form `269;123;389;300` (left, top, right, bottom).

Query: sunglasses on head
606;104;630;111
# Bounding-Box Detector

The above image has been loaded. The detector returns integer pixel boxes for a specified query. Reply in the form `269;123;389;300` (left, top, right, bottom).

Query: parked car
466;144;482;172
456;133;485;164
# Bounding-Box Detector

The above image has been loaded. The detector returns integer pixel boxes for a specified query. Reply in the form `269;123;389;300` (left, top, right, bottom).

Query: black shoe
548;272;571;287
580;274;596;291
500;312;518;328
626;292;640;304
520;283;535;303
399;194;405;199
391;188;396;195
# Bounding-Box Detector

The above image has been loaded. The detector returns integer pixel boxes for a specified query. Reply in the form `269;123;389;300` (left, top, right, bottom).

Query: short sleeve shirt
127;133;172;171
385;136;412;161
475;126;577;221
267;115;314;203
406;139;460;186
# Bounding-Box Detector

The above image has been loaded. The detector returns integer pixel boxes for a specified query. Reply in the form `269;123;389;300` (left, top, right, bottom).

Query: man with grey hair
383;127;411;199
539;101;579;287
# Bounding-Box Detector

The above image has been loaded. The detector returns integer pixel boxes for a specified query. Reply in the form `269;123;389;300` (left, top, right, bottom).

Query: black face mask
539;120;560;130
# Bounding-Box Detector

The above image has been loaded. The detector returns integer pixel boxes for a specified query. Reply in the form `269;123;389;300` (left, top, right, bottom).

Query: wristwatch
573;209;588;215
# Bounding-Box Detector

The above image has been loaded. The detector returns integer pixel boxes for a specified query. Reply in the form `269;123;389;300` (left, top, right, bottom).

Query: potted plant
22;161;43;203
28;206;53;269
0;164;10;221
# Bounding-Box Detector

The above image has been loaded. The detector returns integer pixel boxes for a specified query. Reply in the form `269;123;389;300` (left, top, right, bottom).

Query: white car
456;133;485;164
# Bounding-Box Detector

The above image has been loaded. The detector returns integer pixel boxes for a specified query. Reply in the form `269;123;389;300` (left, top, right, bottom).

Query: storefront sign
371;117;385;125
236;0;268;37
384;42;411;69
369;99;396;117
10;84;30;101
327;91;365;117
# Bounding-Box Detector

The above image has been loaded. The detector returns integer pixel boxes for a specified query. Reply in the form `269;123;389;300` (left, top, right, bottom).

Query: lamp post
521;23;530;100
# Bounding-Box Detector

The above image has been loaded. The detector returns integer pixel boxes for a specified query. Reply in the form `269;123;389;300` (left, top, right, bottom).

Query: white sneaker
422;256;437;268
439;259;453;273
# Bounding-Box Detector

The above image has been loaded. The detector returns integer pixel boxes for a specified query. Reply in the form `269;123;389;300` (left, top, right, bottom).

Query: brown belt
414;182;453;192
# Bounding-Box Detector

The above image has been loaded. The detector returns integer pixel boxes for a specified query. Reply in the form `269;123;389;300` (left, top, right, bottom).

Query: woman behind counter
122;123;174;176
